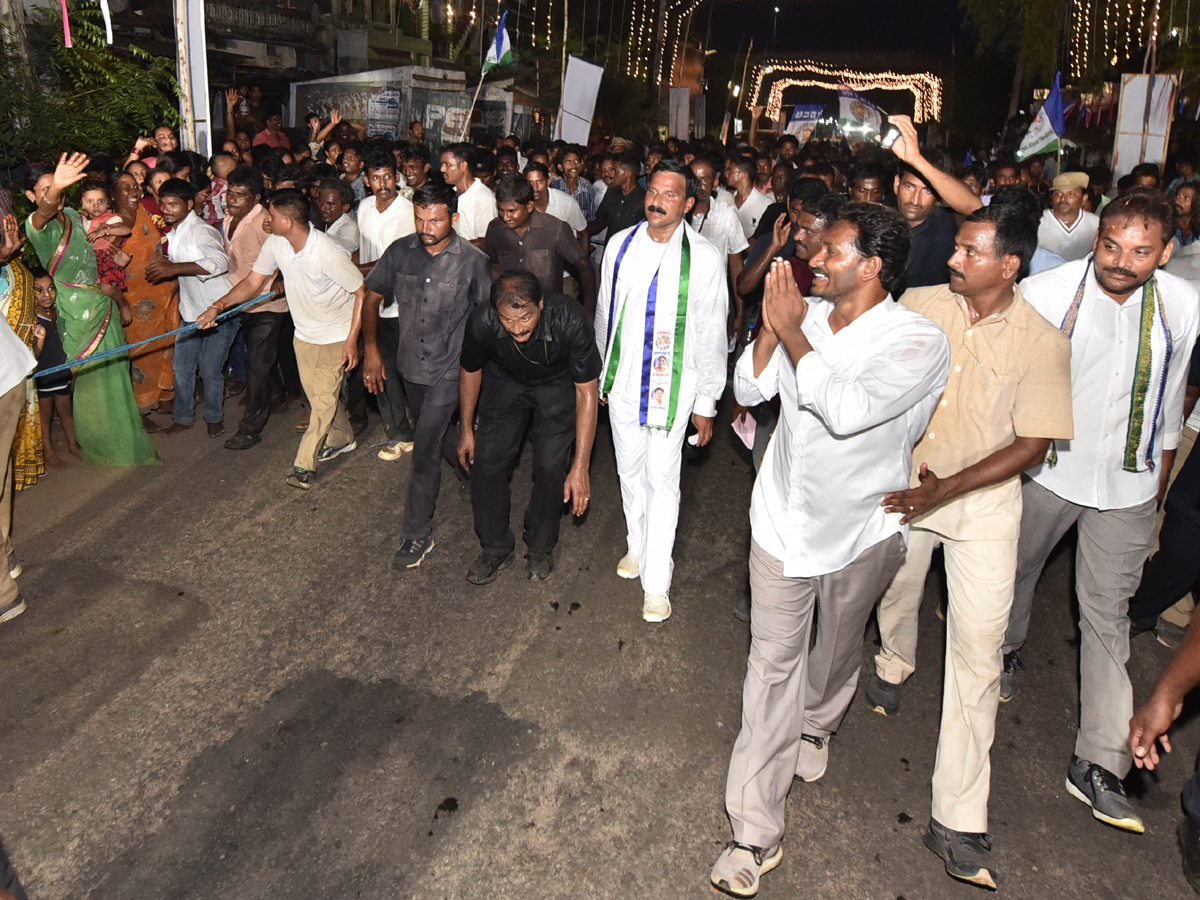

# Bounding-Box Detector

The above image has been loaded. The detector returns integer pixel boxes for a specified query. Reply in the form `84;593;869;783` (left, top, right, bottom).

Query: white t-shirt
0;295;35;397
252;229;364;345
695;198;749;263
545;188;587;234
734;188;773;240
167;212;232;322
358;193;417;320
453;178;497;242
325;212;359;257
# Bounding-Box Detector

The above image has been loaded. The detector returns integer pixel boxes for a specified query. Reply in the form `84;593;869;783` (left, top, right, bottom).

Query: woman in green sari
24;153;159;467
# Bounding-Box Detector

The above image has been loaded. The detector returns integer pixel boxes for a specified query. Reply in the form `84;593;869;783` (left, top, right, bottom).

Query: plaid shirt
550;176;598;222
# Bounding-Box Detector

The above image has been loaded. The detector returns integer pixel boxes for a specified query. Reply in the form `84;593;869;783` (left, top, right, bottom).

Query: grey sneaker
710;840;783;897
1065;755;1144;833
285;468;315;491
525;551;553;582
316;439;357;463
393;537;435;570
795;734;828;783
733;591;751;622
465;550;515;585
865;675;902;717
1155;618;1189;651
999;650;1023;703
922;817;996;889
7;551;21;579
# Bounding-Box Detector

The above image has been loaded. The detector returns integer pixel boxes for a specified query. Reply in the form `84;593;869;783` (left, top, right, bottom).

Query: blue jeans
172;317;240;426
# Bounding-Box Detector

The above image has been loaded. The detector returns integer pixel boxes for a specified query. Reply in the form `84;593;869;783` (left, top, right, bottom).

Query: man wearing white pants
595;160;728;623
864;204;1074;889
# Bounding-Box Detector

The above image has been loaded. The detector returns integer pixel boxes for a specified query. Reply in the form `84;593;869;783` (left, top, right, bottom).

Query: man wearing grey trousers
1001;189;1199;835
711;204;949;897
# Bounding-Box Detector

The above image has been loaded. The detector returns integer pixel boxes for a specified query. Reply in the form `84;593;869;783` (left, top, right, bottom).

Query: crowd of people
3;95;1200;898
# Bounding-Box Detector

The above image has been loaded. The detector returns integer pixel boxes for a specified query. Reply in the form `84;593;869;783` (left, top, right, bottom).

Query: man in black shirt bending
458;271;601;584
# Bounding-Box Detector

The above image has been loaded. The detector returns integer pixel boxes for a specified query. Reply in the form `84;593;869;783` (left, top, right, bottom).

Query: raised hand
329;107;342;125
886;115;921;166
225;88;241;109
52;152;91;194
0;214;24;265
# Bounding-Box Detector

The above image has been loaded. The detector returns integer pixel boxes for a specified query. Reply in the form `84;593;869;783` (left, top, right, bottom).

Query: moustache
1102;266;1138;279
810;268;828;279
948;267;965;280
647;205;667;216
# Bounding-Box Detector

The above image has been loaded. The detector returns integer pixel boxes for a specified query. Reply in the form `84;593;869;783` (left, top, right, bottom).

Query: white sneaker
377;441;414;461
642;592;671;623
616;552;640;579
795;734;828;783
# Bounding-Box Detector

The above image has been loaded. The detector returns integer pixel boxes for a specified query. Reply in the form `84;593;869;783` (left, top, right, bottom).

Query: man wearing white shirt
711;203;949;897
0;220;39;624
316;178;359;258
1037;171;1099;261
1002;189;1200;835
145;179;237;439
525;162;589;251
200;189;366;491
688;156;749;341
595;160;728;624
357;150;417;460
442;142;496;247
726;154;773;240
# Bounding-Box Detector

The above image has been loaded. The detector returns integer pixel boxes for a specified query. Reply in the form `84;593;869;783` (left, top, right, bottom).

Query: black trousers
342;334;370;432
376;319;414;441
0;834;28;900
471;391;575;557
401;374;464;542
1128;506;1200;630
236;311;290;438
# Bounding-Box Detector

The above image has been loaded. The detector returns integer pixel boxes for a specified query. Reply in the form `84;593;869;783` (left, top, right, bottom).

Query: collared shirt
484;209;588;295
0;299;36;397
325;213;359;257
734;188;772;240
594;184;646;237
1029;245;1066;276
364;232;492;384
359;193;417;320
453;178;498;242
544;188;587;234
252;128;290;149
461;292;602;416
734;298;950;577
1021;258;1200;509
252;228;364;345
595;221;728;418
167;212;231;322
1037;208;1099;262
691;197;748;263
346;174;367;203
223;204;286;314
900;283;1074;540
903;206;957;291
551;176;598;221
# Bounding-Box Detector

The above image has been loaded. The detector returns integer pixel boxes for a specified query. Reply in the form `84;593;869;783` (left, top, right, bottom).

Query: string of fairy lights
751;59;943;122
1069;0;1187;79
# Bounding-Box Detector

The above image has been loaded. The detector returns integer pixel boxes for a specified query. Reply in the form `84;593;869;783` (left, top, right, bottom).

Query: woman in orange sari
112;172;179;425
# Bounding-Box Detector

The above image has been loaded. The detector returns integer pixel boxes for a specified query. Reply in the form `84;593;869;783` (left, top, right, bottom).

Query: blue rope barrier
34;292;276;379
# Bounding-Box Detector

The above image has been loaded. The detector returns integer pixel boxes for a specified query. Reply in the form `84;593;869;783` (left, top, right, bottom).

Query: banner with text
837;86;883;136
785;104;824;146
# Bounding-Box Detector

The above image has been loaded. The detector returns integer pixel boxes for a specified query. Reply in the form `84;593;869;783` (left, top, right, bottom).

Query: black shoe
285;468;315;491
526;551;553;582
0;594;26;624
1180;816;1200;894
733;591;751;622
922;818;996;889
458;477;471;502
1066;755;1144;833
224;432;261;451
393;537;435;570
865;675;902;717
465;550;516;585
316;439;357;463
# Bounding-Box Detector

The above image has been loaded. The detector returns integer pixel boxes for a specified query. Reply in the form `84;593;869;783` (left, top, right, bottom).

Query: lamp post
772;7;779;48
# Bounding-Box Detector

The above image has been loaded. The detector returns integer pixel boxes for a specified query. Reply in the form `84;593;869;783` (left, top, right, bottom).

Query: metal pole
562;0;569;94
735;37;753;121
174;0;196;151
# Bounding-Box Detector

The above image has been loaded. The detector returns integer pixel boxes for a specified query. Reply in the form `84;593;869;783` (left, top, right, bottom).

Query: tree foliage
959;0;1071;86
0;1;178;165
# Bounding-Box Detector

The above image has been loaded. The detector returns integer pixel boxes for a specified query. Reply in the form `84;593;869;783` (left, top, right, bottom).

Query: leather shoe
207;421;226;439
160;422;193;437
224;432;260;450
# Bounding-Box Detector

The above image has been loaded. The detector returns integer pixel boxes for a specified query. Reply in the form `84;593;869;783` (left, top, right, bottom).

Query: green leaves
0;1;179;165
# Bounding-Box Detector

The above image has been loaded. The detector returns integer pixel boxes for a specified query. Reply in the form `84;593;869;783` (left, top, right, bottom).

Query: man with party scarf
595;159;729;624
1002;188;1200;834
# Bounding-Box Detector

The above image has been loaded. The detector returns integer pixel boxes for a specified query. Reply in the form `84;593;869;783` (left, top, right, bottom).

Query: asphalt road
3;399;1198;899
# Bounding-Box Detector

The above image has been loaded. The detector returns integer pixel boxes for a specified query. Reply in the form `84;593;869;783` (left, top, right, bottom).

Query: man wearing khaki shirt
865;204;1073;890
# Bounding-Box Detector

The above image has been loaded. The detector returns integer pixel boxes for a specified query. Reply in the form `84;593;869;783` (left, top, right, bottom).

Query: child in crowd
206;152;237;224
31;269;79;467
80;180;131;256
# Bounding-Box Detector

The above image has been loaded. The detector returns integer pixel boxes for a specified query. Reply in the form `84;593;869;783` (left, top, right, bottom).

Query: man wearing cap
1038;171;1099;262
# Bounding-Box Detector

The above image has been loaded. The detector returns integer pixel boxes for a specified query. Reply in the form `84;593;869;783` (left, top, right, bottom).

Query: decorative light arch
752;59;944;122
